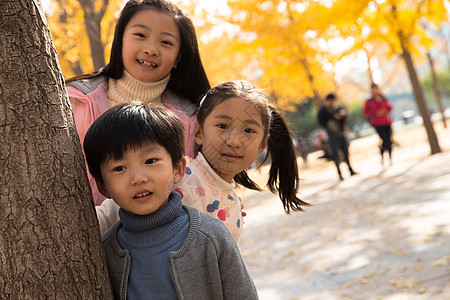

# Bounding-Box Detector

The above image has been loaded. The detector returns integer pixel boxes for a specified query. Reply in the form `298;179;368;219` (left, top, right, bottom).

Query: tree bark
427;52;447;128
400;43;441;154
0;1;113;298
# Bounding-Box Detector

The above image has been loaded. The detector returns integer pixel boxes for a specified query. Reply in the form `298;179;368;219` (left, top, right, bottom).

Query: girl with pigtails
173;80;309;241
96;80;309;241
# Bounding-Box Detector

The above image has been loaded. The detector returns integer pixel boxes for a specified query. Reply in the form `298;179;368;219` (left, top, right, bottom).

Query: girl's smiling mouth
138;59;157;68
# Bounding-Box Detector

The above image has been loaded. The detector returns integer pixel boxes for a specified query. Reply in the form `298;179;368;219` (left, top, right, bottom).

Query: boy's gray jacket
102;205;259;300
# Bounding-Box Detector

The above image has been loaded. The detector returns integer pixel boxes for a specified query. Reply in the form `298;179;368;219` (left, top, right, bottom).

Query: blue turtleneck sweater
117;192;189;299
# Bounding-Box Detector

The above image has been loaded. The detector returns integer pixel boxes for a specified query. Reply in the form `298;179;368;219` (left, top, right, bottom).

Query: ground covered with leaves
239;122;450;300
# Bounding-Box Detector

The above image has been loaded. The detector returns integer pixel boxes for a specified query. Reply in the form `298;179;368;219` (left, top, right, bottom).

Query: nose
225;128;243;148
131;167;149;186
144;41;158;56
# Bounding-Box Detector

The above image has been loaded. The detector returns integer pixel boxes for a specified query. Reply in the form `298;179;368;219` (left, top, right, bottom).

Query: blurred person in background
317;93;357;181
364;83;394;166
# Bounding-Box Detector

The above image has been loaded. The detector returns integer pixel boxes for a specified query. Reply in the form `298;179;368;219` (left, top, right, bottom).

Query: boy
83;102;258;299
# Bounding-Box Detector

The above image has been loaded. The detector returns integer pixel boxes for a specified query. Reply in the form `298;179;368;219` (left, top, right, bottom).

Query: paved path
238;123;450;299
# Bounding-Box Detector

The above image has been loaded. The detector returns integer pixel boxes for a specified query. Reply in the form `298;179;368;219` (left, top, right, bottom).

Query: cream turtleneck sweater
107;71;170;107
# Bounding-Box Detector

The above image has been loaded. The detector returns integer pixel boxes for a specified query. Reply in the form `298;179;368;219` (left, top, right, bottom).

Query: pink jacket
67;76;197;205
363;96;393;127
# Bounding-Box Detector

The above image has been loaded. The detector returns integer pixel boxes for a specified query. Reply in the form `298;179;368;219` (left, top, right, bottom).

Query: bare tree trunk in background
70;59;85;76
79;0;109;70
427;52;447;128
364;48;375;85
400;43;441;155
292;37;322;107
390;4;441;155
438;27;450;68
0;1;113;298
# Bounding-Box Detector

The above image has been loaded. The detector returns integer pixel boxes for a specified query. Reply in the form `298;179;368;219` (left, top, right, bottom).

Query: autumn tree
0;1;112;298
372;0;443;154
223;0;347;109
46;0;121;77
307;0;444;154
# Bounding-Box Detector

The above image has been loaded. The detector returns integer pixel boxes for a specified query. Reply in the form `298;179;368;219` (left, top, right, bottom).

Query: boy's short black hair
83;102;185;184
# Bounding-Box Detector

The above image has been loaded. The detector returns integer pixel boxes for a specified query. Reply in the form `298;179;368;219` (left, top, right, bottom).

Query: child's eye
145;158;157;164
244;128;256;134
217;124;228;129
134;32;145;38
161;40;174;46
113;166;126;172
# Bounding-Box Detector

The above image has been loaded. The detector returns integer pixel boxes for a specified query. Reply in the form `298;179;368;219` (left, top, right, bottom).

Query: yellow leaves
65;47;82;64
388;278;403;286
432;255;449;267
47;0;91;77
418;287;427;294
46;0;122;78
388;278;420;288
47;0;446;105
222;0;445;108
397;265;409;273
93;0;106;12
391;249;407;256
368;0;446;55
219;0;335;107
414;264;424;271
365;269;376;278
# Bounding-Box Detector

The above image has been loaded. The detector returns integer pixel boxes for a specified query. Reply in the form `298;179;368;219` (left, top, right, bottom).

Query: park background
42;0;450;152
39;0;449;298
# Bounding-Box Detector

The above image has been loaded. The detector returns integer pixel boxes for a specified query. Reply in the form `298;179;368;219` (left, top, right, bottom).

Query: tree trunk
79;0;108;70
400;43;441;154
427;52;447;128
297;53;321;108
364;48;375;85
70;59;85;76
390;4;441;155
0;1;113;298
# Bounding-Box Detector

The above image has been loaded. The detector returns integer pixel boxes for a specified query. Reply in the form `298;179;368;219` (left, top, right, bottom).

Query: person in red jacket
364;83;394;165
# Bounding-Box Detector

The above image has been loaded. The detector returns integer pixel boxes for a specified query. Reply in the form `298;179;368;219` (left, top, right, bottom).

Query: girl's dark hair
196;80;309;213
83;102;185;184
66;0;210;104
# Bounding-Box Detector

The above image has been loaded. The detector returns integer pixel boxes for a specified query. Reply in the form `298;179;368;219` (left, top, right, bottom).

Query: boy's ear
95;179;111;199
193;122;203;146
258;134;269;154
173;156;186;184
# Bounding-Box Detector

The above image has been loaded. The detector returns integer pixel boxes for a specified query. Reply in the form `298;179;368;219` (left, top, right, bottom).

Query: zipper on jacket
121;255;131;300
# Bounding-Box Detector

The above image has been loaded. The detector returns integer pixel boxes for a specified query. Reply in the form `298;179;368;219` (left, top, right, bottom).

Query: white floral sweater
175;153;243;242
